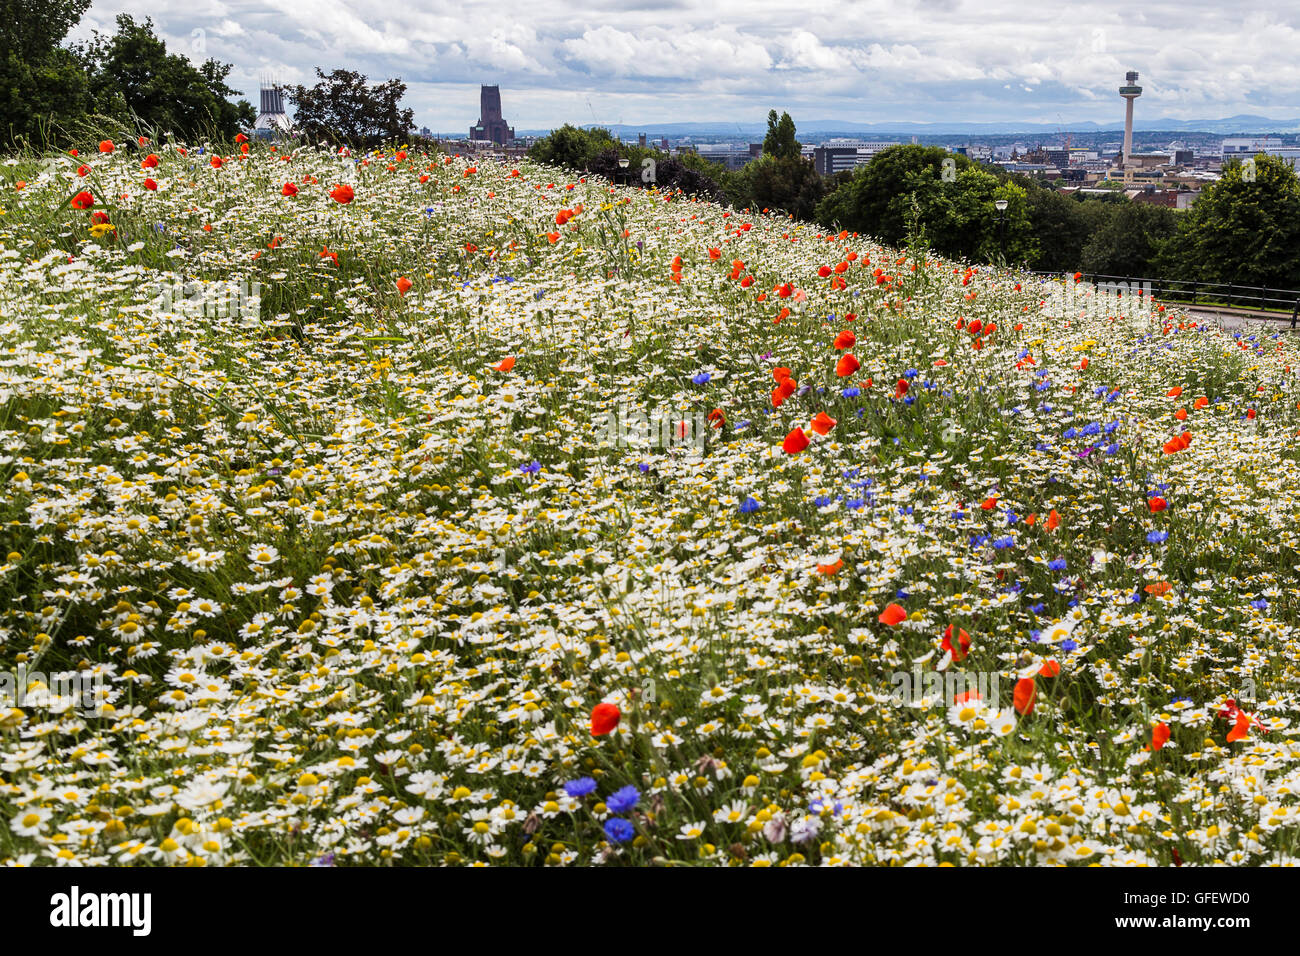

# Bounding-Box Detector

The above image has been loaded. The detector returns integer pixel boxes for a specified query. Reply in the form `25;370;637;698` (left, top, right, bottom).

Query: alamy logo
890;668;1001;707
595;402;708;455
0;665;107;715
49;886;151;936
150;277;261;319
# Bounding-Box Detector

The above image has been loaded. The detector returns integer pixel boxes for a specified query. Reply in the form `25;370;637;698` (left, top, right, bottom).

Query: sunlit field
3;139;1300;867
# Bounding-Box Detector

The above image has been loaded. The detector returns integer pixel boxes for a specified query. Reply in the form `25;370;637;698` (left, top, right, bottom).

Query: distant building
694;143;755;170
470;86;515;145
1221;136;1282;155
1265;147;1300;171
253;82;292;140
813;140;899;176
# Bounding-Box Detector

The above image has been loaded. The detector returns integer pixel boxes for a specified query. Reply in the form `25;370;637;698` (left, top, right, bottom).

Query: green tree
734;153;824;221
284;68;412;148
1079;201;1177;277
814;145;1034;264
528;124;618;171
75;15;254;142
1155;154;1300;288
762;110;799;161
0;0;92;146
1025;189;1116;273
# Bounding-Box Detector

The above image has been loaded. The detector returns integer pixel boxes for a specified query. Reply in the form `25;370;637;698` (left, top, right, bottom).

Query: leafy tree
735;153;824;221
814;145;1034;263
527;124;617;170
1025;189;1115;272
285;68;414;148
75;15;254;142
587;147;725;202
1079;201;1177;277
762;110;799;161
0;0;91;146
1155;154;1300;289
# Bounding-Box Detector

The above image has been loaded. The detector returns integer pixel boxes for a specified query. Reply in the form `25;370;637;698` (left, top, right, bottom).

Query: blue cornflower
1250;599;1269;611
903;369;918;379
564;777;598;798
691;372;712;385
842;387;861;398
739;496;761;514
1047;558;1067;572
846;497;866;510
993;535;1016;550
638;463;651;473
1147;530;1169;544
1060;639;1078;653
1029;602;1045;615
603;818;635;843
1006;511;1019;524
606;785;640;813
520;460;541;475
1063;427;1077;439
814;495;833;507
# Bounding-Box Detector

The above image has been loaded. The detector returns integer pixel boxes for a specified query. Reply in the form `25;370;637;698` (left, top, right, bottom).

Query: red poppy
941;625;971;662
816;557;844;576
70;190;94;210
1148;722;1171;752
330;184;355;204
98;140;114;154
1149;496;1168;513
1038;659;1060;678
143;178;157;191
210;156;223;169
141;154;159;169
1166;385;1183;398
782;427;810;454
894;379;909;400
396;277;413;296
494;356;516;372
810;411;837;436
590;702;620;736
833;330;856;350
1045;509;1061;531
835;353;860;378
1014;678;1036;715
878;603;908;626
319;246;338;266
281;182;298;197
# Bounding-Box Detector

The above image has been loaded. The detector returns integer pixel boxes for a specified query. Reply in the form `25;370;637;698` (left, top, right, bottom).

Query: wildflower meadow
3;138;1300;868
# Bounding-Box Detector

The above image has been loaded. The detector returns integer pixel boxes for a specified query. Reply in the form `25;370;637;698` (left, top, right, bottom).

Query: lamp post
994;198;1009;266
617;157;629;187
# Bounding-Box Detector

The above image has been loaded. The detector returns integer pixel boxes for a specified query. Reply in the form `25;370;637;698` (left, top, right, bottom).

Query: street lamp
994;199;1009;265
617;157;629;187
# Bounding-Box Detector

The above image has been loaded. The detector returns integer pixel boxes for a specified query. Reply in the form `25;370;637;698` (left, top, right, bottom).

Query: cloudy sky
71;0;1300;132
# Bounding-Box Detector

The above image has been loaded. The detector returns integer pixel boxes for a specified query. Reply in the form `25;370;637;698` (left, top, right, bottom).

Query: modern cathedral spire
470;86;515;145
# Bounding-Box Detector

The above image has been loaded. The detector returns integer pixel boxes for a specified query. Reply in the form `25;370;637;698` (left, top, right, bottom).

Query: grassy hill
1;139;1299;866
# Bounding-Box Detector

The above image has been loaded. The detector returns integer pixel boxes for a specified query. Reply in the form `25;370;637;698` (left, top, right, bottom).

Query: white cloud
69;0;1300;129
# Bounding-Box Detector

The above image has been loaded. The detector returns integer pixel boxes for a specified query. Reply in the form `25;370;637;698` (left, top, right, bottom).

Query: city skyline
70;0;1300;133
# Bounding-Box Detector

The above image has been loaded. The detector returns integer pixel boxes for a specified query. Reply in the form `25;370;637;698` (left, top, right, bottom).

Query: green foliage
734;153;825;220
762;110;799;161
0;0;91;146
74;15;254;143
527;124;618;171
285;68;413;148
1155;154;1300;288
1025;189;1114;273
1079;201;1177;277
814;145;1034;265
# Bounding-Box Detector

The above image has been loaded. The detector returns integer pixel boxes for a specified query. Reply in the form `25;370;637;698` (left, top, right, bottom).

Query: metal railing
1025;270;1300;328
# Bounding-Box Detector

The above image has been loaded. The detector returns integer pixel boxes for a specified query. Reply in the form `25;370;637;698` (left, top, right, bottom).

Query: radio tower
1119;70;1142;183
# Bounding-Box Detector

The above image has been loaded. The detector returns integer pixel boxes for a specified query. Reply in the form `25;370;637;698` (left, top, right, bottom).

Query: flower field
4;140;1300;867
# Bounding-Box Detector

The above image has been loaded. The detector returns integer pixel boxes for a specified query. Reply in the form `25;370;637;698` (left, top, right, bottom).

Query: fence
1025;271;1300;328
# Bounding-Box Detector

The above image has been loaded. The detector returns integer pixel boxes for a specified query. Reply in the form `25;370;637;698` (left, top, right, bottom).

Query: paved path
1181;307;1298;332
